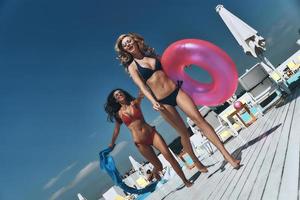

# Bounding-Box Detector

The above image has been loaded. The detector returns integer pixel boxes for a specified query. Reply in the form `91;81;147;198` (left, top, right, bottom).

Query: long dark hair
104;88;135;123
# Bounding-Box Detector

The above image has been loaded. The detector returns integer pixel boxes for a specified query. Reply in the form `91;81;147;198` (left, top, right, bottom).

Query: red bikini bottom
135;127;156;146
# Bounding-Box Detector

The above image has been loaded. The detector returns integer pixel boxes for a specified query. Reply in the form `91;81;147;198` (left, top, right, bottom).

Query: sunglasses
121;38;134;48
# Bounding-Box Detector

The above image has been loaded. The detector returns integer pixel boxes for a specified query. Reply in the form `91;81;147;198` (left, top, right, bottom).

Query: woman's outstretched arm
134;90;144;105
109;121;121;147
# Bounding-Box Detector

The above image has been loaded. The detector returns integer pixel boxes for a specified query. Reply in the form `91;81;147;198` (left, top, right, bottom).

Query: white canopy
129;155;143;172
216;4;266;58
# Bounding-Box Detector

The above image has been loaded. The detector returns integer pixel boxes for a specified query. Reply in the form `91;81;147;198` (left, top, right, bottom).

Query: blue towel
99;146;158;194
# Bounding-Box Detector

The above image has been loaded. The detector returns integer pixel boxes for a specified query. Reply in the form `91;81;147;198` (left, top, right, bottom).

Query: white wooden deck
146;87;300;200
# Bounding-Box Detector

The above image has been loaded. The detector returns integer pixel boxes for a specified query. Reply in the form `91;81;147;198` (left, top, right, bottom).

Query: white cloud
88;132;97;138
267;18;295;47
71;162;99;186
49;161;99;200
150;115;164;127
266;36;273;46
43;162;77;190
49;187;68;200
110;141;128;156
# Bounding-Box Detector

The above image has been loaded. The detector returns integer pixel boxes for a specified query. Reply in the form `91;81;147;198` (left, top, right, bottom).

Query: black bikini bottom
157;80;183;107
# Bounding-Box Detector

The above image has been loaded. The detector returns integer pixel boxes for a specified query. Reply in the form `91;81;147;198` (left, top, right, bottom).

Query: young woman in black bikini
105;88;193;187
114;33;241;170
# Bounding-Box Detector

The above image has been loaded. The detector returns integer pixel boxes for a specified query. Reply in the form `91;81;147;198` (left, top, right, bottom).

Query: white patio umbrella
216;5;266;58
216;5;290;94
129;155;143;172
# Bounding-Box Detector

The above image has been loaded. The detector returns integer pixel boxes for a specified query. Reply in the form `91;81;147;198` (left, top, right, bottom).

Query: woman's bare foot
227;157;241;169
152;170;161;181
184;180;193;187
194;161;208;173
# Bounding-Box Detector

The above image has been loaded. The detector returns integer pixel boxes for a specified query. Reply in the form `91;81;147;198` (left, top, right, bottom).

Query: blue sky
0;0;299;199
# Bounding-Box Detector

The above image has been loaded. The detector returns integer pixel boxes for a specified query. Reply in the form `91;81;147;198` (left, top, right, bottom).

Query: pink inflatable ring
161;39;238;106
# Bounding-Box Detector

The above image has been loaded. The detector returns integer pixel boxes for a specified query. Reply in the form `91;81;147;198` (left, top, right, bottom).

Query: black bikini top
134;58;163;81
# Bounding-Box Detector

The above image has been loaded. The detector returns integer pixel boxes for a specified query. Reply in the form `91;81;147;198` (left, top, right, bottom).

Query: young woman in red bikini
104;88;193;187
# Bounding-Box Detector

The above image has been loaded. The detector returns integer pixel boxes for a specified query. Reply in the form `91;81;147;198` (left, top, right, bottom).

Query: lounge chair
239;63;282;113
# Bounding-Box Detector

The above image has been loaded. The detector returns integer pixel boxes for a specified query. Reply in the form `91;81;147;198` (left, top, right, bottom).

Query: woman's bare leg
152;131;193;187
176;89;240;168
136;144;162;180
159;105;208;173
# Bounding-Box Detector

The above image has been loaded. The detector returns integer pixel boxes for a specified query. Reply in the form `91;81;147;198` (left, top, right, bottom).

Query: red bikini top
119;103;143;126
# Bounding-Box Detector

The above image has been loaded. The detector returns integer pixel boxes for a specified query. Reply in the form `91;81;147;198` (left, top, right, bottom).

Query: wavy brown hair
114;33;157;71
